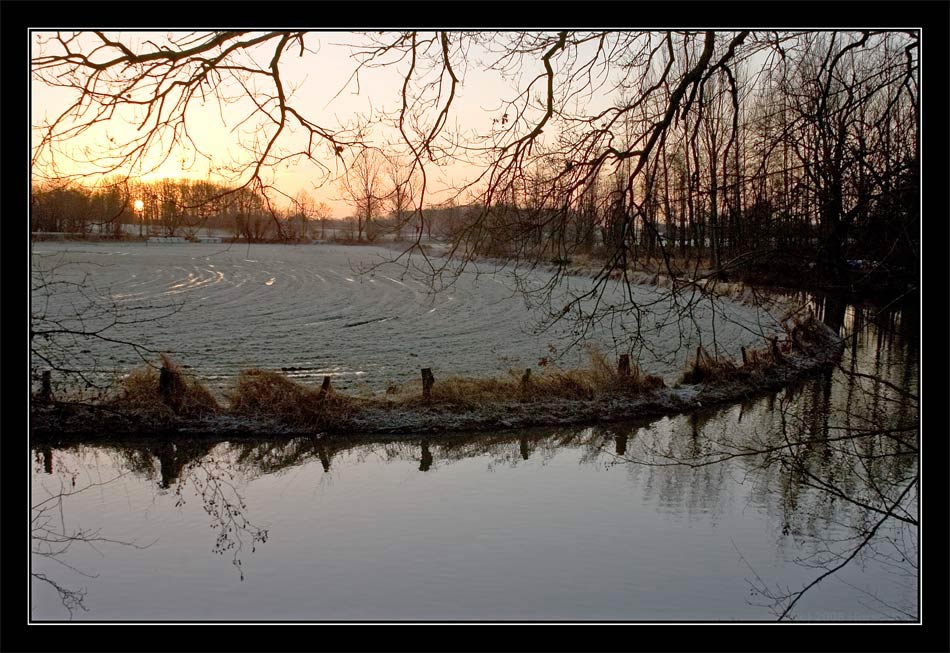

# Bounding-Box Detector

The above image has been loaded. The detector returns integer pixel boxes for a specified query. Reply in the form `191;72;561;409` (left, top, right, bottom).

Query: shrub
227;369;355;429
114;354;220;418
388;347;665;408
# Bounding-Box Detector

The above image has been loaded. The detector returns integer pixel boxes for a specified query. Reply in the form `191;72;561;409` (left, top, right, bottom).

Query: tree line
441;32;918;292
30;175;474;244
31;31;919;293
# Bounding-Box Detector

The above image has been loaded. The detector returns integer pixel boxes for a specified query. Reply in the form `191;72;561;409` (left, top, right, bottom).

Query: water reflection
31;468;153;618
419;441;433;472
30;294;918;621
173;452;270;581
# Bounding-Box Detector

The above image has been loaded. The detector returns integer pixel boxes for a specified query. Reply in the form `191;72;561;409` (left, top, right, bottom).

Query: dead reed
387;347;664;408
114;354;220;418
227;369;357;428
679;315;830;385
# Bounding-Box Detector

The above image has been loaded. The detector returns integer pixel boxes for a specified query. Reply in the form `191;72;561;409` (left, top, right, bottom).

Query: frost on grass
31;314;843;437
31;242;789;397
30;242;841;437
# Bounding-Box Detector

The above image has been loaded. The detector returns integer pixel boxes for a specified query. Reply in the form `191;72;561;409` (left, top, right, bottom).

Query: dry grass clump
424;374;524;406
227;369;356;428
384;373;528;407
392;372;540;408
786;314;828;350
390;347;665;408
679;316;831;385
681;336;790;385
114;354;220;418
528;348;665;400
680;346;744;385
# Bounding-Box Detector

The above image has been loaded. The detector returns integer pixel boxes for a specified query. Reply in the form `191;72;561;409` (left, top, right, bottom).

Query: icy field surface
31;242;785;394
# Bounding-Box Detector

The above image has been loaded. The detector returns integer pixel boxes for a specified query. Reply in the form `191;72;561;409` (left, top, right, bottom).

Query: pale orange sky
31;31;566;218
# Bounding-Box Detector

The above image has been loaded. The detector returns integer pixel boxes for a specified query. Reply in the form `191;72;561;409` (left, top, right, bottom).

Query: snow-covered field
31;241;786;395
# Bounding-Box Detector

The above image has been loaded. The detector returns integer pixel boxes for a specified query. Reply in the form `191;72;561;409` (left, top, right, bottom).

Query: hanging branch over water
32;30;918;369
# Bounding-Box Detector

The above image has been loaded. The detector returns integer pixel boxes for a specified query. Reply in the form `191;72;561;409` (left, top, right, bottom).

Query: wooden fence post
769;336;783;361
618;354;631;378
421;368;435;401
159;365;173;405
41;446;53;474
317;446;332;472
39;370;52;404
320;375;332;396
615;433;628;456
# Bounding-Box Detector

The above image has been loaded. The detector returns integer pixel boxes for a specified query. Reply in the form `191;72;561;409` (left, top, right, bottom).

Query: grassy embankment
30;316;840;438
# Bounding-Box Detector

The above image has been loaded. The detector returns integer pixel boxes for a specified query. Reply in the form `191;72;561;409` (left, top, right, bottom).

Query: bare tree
339;148;389;242
32;30;917;269
291;190;314;240
385;154;417;242
31;30;918;379
31;31;364;232
313;201;333;241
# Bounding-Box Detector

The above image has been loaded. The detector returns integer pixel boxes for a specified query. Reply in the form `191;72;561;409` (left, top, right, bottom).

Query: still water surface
30;296;918;621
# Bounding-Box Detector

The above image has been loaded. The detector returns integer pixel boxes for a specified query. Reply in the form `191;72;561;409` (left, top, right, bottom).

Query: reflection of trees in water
31;471;151;619
232;437;326;475
764;361;917;620
169;447;270;582
604;410;735;524
301;428;612;473
33;439;270;584
605;300;918;620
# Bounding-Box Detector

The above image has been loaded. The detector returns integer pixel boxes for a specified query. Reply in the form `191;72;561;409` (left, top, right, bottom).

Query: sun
133;199;145;212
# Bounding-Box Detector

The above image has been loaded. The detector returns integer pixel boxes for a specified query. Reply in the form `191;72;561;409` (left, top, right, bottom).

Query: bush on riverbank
228;369;357;429
113;354;220;419
679;315;829;385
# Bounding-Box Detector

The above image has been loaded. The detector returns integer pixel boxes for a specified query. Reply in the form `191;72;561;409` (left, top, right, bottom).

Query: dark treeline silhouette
31;31;918;296
444;32;918;295
31;178;315;242
30;176;474;245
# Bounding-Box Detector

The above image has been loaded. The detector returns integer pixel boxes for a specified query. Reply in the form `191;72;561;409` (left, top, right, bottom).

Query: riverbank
30;316;843;440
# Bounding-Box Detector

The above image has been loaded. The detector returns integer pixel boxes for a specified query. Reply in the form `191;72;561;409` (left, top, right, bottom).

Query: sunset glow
30;31;508;216
28;26;923;625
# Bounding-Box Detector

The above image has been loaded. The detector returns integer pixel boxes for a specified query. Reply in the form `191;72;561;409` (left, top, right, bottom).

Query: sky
31;30;823;219
31;31;557;218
